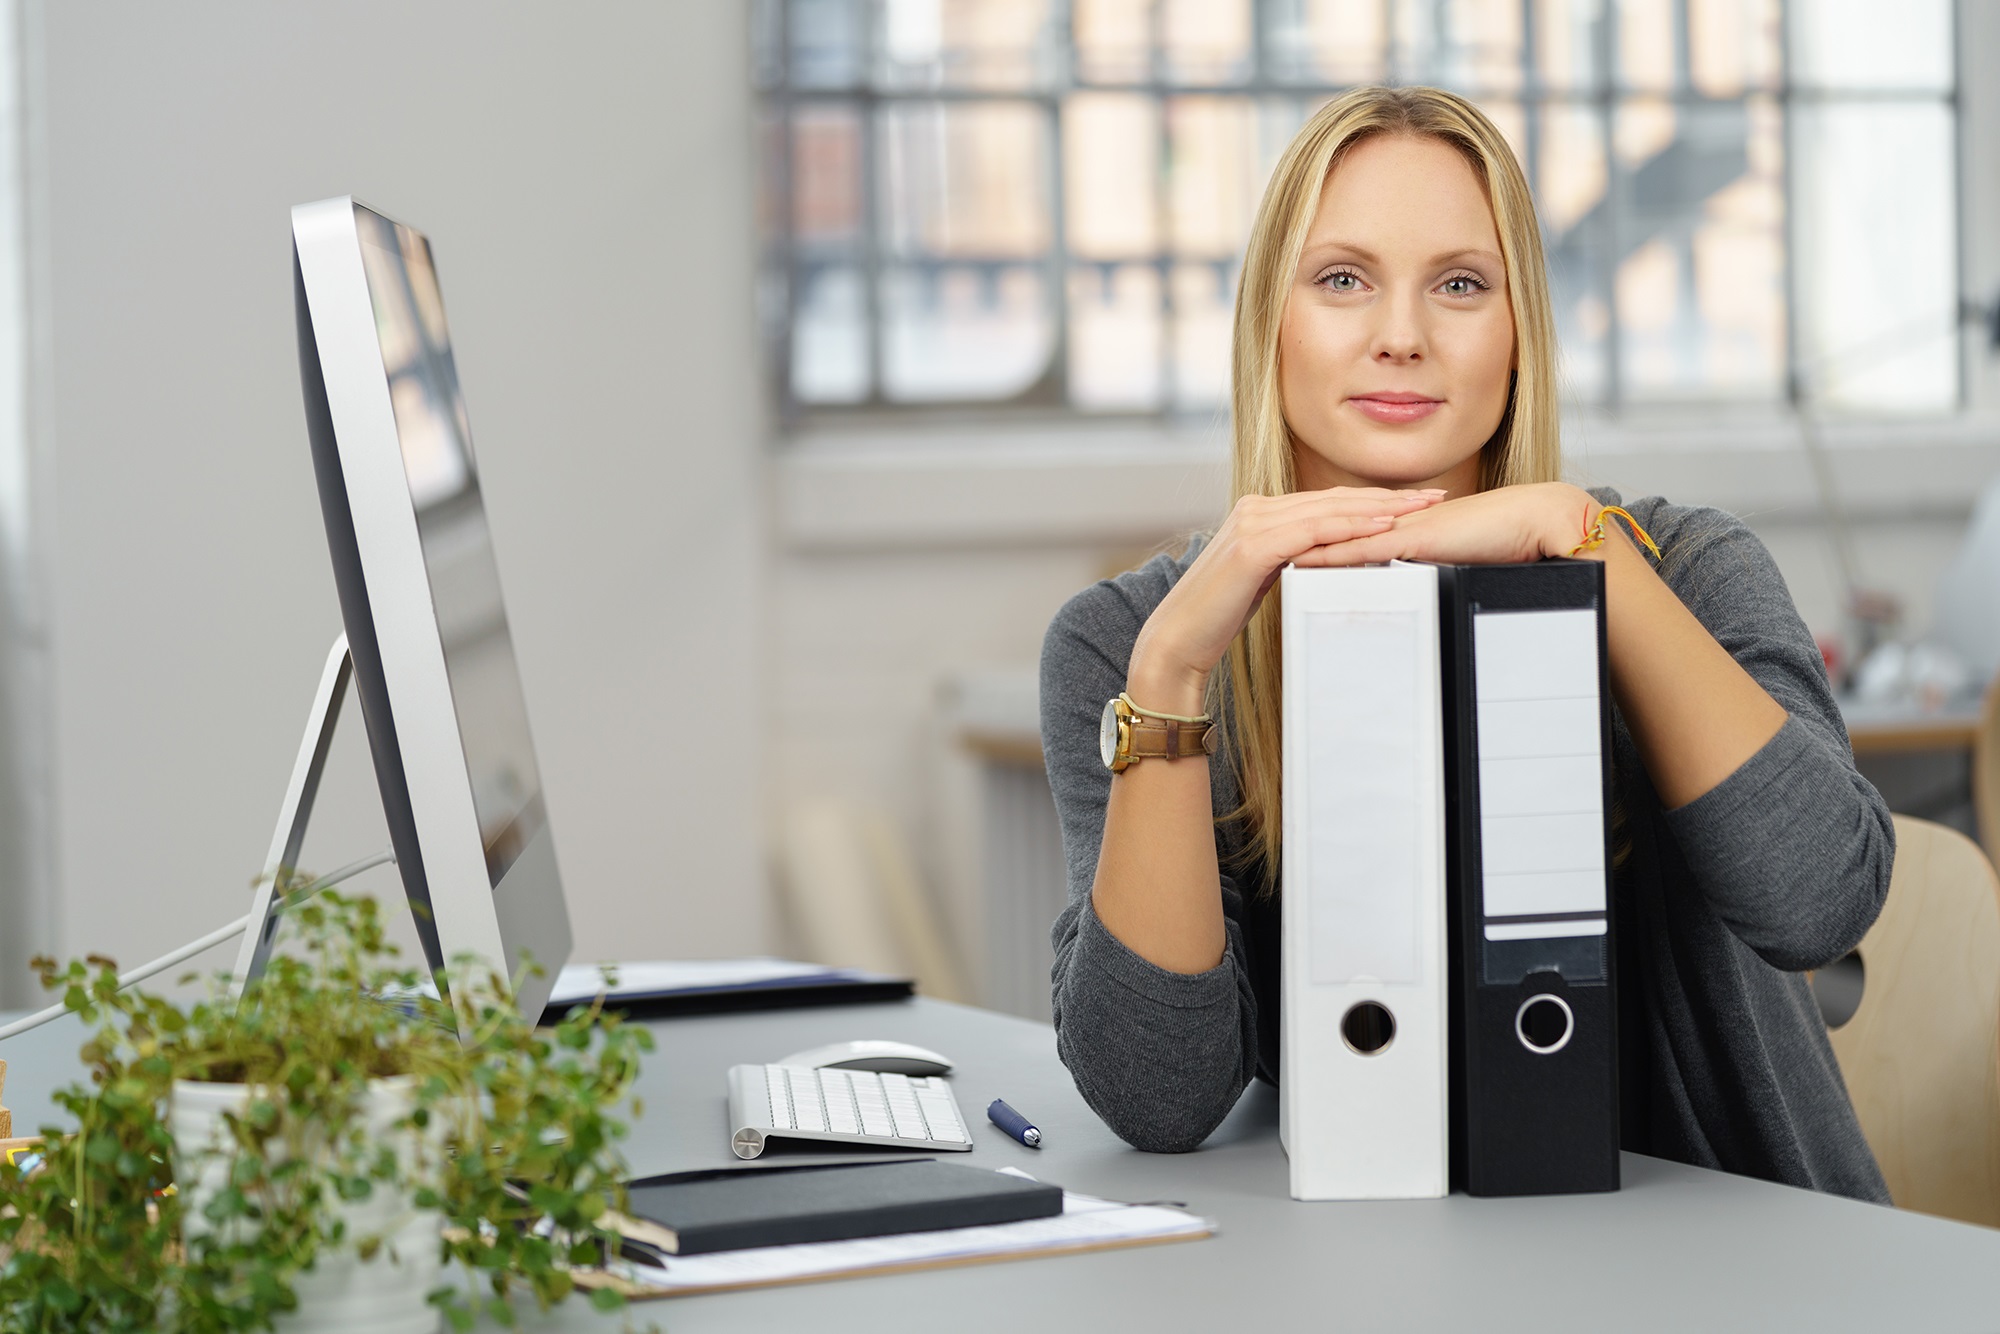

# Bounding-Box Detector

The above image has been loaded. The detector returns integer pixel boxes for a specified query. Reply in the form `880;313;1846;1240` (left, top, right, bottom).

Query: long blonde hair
1216;85;1562;886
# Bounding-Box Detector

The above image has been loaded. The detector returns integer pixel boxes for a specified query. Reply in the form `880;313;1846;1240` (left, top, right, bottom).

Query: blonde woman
1041;85;1890;1201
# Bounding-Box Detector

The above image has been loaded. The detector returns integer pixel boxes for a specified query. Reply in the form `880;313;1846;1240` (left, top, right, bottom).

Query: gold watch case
1099;695;1214;773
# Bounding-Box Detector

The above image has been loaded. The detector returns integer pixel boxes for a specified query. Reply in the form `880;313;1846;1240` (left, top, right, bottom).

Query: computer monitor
245;196;573;1020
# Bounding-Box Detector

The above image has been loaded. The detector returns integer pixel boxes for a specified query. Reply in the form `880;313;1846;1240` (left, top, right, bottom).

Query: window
755;0;1961;420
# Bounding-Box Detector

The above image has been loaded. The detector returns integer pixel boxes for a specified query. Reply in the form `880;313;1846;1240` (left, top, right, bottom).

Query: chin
1314;429;1479;489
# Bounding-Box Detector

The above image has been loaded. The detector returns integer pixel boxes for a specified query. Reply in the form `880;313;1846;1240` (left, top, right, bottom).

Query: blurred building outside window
755;0;1968;427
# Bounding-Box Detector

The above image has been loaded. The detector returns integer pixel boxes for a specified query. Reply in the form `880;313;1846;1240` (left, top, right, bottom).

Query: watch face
1100;697;1120;770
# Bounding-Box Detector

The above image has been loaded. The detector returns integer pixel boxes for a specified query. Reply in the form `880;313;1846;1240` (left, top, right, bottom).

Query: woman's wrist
1124;643;1212;719
1538;484;1604;561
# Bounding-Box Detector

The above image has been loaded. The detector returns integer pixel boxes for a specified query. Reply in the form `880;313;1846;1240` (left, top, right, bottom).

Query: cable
0;850;396;1044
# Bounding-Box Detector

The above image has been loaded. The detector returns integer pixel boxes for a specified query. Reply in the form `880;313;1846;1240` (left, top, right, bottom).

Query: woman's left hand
1295;481;1595;567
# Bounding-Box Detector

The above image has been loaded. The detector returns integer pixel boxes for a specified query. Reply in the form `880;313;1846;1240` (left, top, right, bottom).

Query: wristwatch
1099;694;1216;773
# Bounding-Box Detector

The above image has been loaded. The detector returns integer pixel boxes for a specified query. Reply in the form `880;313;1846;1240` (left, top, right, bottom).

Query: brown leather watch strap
1126;716;1217;760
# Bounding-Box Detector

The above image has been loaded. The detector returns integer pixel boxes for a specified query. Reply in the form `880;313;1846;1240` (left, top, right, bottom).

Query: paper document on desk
547;958;911;1011
606;1174;1213;1297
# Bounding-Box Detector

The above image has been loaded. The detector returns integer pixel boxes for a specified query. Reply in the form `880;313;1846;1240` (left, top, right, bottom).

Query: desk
7;997;2000;1331
1838;693;1984;757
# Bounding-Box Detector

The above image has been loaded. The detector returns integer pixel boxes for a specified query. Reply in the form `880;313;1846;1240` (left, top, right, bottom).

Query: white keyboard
727;1063;975;1160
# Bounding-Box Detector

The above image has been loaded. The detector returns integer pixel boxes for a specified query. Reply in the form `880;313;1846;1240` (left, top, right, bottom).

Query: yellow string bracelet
1118;691;1212;724
1568;503;1662;560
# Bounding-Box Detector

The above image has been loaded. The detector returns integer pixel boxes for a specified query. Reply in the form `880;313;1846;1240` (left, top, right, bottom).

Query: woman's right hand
1125;487;1448;713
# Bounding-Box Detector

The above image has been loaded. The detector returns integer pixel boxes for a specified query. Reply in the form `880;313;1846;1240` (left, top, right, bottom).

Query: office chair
1824;815;2000;1227
1974;683;2000;855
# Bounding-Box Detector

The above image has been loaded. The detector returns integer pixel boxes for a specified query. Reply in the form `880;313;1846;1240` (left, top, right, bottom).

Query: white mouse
777;1039;955;1077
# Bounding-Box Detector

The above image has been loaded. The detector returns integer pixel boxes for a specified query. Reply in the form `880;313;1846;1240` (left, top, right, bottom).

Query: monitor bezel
281;195;570;1022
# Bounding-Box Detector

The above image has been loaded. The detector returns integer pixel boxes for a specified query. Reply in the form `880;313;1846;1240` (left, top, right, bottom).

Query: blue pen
987;1098;1042;1148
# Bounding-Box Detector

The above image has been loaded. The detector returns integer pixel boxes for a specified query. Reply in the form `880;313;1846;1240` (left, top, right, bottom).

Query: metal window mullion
774;0;799;426
859;2;887;406
1384;0;1398;85
838;82;1941;104
1521;0;1540;195
1599;1;1622;411
1250;0;1272;88
1048;0;1073;408
1151;0;1173;414
1777;0;1802;406
860;89;887;406
1950;0;1968;410
1157;98;1176;415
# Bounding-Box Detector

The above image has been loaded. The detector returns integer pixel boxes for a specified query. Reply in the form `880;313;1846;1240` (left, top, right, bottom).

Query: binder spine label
1471;607;1607;984
1303;609;1421;986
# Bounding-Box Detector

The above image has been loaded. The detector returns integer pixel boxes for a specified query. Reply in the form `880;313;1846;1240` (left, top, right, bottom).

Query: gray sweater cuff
1660;713;1883;968
1067;894;1241;1009
1664;711;1815;828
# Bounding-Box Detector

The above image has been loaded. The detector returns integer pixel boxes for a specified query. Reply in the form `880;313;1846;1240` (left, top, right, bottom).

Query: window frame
757;0;1975;432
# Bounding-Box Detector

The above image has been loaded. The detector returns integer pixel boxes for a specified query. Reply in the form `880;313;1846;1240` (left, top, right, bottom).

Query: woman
1040;85;1891;1202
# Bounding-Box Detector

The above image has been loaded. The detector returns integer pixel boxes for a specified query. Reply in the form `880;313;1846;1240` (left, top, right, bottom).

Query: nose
1371;288;1428;364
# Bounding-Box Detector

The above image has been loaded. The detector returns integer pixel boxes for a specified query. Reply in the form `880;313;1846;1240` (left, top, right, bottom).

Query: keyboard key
821;1070;861;1134
853;1080;894;1136
916;1090;967;1142
764;1066;793;1130
788;1068;827;1132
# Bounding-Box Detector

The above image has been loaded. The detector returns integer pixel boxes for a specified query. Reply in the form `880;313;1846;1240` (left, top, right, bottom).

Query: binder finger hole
1340;1002;1396;1055
1516;994;1574;1054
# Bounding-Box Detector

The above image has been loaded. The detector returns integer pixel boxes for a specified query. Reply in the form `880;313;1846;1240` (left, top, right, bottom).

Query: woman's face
1278;132;1516;496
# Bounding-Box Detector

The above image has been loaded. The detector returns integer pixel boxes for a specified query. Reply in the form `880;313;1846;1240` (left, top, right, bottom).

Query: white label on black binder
1304;608;1420;985
1473;608;1606;925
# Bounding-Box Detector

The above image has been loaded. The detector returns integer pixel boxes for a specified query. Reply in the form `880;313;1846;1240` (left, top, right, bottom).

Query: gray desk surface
6;995;2000;1332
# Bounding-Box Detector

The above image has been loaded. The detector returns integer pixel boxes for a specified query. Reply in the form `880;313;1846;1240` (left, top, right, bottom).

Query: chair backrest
1825;815;2000;1226
1974;682;2000;856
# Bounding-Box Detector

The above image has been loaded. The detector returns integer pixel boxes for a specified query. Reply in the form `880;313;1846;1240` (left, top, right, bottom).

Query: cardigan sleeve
1636;500;1895;971
1039;556;1260;1152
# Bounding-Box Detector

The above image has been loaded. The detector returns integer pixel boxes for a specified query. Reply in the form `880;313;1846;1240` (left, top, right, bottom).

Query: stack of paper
546;958;910;1010
602;1173;1213;1297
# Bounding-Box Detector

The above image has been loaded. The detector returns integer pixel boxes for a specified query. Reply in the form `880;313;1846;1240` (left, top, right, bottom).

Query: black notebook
618;1160;1064;1256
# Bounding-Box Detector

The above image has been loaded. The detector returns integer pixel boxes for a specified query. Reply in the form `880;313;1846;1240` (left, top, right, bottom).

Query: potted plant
0;888;655;1333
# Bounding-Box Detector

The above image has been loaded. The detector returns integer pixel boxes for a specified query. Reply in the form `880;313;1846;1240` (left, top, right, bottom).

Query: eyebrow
1307;242;1503;269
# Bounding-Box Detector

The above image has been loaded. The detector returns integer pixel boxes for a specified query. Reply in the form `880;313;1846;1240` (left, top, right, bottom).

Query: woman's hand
1127;486;1448;713
1299;481;1595;569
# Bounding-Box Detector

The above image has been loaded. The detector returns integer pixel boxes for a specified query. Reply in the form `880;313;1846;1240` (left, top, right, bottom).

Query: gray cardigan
1040;489;1892;1203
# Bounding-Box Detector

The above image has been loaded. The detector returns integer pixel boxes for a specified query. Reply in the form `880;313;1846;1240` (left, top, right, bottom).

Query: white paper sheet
609;1178;1213;1295
548;958;851;1006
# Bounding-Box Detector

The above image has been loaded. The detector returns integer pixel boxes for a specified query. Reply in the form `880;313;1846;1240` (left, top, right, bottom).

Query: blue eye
1439;273;1489;297
1322;269;1362;291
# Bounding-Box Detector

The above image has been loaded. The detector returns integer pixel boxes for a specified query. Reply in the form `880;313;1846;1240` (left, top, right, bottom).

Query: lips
1349;393;1443;424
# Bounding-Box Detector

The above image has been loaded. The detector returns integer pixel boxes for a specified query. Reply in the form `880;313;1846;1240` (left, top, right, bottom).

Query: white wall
27;2;768;995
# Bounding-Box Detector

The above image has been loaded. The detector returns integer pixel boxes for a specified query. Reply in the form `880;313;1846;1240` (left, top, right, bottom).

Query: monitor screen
352;207;546;889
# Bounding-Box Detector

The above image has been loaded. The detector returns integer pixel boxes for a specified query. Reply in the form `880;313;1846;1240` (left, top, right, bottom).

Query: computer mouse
777;1039;955;1077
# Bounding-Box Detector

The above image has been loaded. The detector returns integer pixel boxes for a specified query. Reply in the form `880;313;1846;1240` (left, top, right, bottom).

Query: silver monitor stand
229;635;363;994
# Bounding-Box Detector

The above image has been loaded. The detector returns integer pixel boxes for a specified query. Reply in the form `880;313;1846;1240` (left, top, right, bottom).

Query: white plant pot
170;1074;443;1334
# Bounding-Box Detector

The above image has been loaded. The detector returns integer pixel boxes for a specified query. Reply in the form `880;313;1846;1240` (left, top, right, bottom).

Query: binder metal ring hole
1515;994;1574;1054
1340;1001;1396;1055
